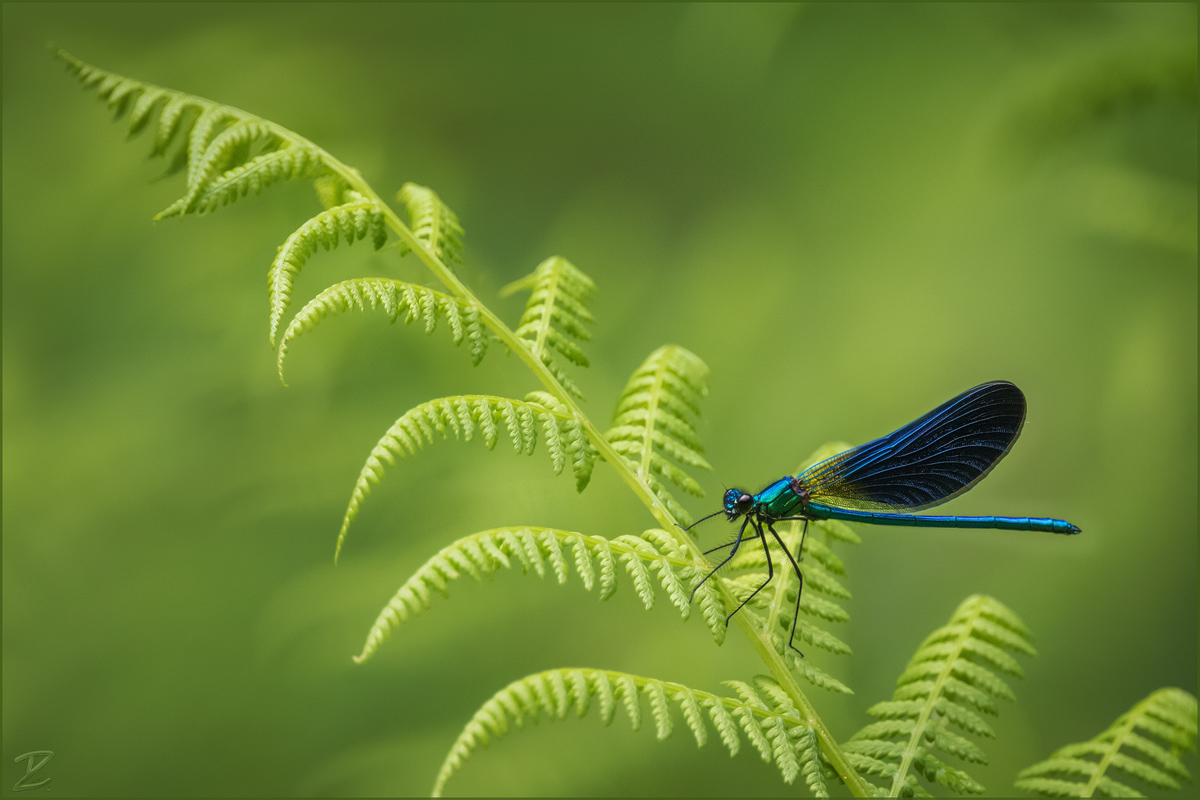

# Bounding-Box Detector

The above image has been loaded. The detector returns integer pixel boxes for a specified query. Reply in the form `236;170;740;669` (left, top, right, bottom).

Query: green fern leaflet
334;392;598;560
276;278;488;381
353;527;728;663
433;669;831;797
396;183;464;265
844;594;1036;796
1016;687;1197;797
605;345;711;525
268;200;388;347
501;256;596;399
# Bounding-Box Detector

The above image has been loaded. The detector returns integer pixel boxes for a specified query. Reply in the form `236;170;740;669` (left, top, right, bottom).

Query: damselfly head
723;488;754;519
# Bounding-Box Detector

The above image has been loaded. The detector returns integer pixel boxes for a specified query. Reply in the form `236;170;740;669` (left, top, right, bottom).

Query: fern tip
497;276;531;298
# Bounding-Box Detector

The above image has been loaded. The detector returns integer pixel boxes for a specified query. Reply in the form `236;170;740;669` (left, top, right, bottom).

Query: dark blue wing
798;381;1027;512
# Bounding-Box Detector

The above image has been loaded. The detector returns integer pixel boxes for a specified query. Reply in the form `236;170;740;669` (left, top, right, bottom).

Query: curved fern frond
268;202;389;347
276;278;487;381
1015;687;1197;798
843;594;1035;796
605;345;711;526
353;527;726;663
57;50;332;219
335;392;598;560
433;669;829;797
312;174;367;210
396;183;464;265
500;256;596;399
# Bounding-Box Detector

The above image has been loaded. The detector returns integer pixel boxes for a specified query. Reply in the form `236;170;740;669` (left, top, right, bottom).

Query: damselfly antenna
680;509;726;531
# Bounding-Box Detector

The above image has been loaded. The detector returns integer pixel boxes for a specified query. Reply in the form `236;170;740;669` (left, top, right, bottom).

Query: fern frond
335;393;597;560
268;203;389;347
500;256;596;399
1016;687;1197;797
843;594;1035;796
432;669;828;796
396;183;464;265
276;278;487;381
57;50;333;219
353;527;727;662
605;345;711;526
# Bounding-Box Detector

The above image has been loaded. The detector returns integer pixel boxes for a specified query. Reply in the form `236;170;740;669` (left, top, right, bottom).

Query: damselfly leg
766;519;808;656
689;516;750;603
722;520;774;623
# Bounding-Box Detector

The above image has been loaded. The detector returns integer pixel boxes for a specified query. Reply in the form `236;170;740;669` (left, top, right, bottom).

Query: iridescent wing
798;381;1027;512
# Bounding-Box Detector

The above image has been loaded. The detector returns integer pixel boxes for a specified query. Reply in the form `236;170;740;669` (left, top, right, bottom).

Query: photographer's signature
13;750;53;792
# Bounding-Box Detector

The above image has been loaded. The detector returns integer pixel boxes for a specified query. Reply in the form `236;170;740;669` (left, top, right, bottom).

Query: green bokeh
3;3;1195;796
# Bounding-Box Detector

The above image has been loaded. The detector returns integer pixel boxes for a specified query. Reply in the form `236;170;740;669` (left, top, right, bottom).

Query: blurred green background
3;3;1196;796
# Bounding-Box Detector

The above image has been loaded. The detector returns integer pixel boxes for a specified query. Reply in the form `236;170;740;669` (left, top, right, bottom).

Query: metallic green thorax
753;478;806;518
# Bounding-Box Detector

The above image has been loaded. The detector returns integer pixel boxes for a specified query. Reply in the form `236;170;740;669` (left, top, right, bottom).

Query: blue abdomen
807;503;1080;534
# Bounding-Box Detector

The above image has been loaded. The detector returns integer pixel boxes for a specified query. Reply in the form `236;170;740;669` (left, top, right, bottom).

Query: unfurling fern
335;392;598;559
1016;687;1197;798
353;527;727;663
276;278;488;381
268;199;388;347
605;345;711;525
57;50;332;219
396;183;464;265
843;594;1035;796
501;256;596;398
433;670;831;797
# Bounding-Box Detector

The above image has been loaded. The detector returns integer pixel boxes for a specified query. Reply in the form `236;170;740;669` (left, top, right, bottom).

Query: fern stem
888;601;981;796
1081;695;1153;798
323;156;873;798
529;260;558;359
734;612;875;797
728;520;875;794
